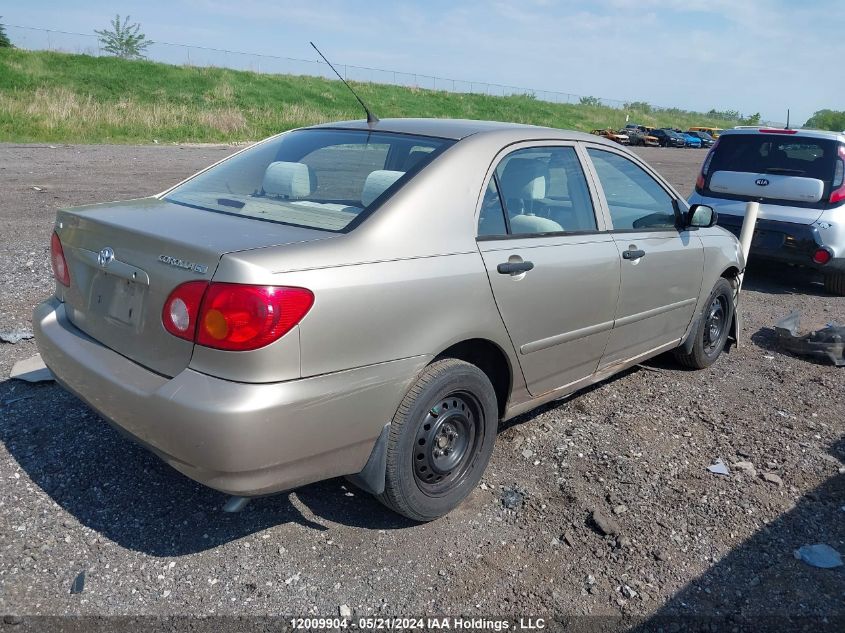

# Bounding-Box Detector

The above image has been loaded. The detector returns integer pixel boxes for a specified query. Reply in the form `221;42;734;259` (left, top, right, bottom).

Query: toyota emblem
98;246;115;267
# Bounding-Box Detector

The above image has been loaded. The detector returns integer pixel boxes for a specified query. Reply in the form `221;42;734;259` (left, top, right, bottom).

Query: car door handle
622;249;646;260
497;261;535;275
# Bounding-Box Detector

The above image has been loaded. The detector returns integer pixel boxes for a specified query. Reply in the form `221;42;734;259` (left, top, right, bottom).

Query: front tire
824;272;845;296
377;358;498;521
674;278;734;369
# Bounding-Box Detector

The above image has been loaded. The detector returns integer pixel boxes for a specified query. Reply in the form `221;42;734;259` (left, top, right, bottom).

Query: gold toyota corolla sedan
34;118;744;521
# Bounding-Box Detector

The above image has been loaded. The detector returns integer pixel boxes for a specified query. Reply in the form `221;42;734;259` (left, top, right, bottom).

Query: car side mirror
686;204;717;228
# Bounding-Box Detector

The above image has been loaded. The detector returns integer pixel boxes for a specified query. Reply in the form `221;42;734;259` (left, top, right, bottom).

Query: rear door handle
622;249;646;260
497;261;535;275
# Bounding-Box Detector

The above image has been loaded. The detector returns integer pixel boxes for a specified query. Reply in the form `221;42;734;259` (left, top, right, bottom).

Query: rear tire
823;272;845;296
377;358;498;521
674;278;734;369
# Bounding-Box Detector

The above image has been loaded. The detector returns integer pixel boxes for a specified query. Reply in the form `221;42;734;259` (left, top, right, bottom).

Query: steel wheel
376;358;498;521
413;392;483;496
674;278;735;370
702;294;728;354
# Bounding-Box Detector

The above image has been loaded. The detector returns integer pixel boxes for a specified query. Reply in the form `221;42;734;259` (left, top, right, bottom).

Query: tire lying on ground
377;358;498;522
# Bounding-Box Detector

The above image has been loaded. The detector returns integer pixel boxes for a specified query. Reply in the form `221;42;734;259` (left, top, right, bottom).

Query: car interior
481;149;599;236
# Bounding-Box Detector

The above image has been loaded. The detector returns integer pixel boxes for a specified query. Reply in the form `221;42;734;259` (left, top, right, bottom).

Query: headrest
262;161;314;198
499;158;547;200
405;149;431;171
361;170;405;207
510;214;563;234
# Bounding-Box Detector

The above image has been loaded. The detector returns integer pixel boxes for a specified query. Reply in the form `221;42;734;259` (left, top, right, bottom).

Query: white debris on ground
9;354;54;383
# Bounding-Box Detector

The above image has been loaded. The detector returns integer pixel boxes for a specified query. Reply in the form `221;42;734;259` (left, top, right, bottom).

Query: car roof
306;117;601;143
721;127;845;142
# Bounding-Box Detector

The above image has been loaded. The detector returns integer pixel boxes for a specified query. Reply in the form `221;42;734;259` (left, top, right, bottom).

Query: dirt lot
0;144;843;631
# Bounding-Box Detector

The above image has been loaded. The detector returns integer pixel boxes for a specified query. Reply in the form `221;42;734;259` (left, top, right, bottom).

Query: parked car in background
591;128;630;145
689;126;723;139
690;127;845;294
686;130;716;148
624;124;660;147
650;128;687;148
35;118;744;521
680;132;703;148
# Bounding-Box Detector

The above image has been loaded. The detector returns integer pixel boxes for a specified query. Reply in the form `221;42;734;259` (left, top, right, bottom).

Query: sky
3;0;843;125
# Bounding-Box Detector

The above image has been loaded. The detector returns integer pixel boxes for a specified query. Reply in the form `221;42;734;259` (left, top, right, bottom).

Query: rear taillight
162;281;208;341
162;282;314;351
696;139;719;190
50;232;70;287
758;128;798;134
813;248;833;265
830;145;845;204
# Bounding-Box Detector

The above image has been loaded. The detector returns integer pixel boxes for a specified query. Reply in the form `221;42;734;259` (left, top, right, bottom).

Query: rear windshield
164;129;453;232
710;134;837;181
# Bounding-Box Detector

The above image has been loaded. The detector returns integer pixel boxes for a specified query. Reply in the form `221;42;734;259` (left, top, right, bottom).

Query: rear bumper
716;214;845;271
33;297;427;496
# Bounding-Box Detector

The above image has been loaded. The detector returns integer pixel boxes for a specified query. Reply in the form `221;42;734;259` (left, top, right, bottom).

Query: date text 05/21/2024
289;616;547;630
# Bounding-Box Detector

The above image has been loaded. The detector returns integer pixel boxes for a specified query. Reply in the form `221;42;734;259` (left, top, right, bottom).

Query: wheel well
435;339;511;419
720;266;741;349
721;266;741;297
721;266;740;281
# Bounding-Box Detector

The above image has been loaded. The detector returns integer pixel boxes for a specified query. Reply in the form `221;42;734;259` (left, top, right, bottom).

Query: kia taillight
50;232;70;287
830;145;845;204
162;282;314;351
812;247;833;266
696;139;719;190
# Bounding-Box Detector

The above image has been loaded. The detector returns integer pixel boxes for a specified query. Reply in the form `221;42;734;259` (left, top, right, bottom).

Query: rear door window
485;146;598;236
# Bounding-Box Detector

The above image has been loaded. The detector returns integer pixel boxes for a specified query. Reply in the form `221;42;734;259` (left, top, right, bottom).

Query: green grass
0;48;743;144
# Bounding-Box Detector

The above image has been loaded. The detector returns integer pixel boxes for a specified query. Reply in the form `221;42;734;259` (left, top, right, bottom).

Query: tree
95;14;153;59
579;96;602;107
624;101;653;114
804;109;845;131
741;112;761;126
0;17;13;48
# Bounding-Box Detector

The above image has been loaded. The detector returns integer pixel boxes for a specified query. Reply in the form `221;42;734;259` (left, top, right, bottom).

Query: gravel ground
0;144;843;631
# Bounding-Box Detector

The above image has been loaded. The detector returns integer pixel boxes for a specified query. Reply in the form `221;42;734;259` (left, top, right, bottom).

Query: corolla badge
755;178;770;186
97;246;115;267
158;254;208;274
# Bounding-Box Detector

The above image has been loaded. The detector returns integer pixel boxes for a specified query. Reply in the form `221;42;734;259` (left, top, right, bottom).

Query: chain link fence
5;24;780;125
3;24;632;108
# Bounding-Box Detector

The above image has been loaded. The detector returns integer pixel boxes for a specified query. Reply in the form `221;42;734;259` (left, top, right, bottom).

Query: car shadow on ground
625;435;845;633
741;261;832;298
0;379;417;557
2;363;643;557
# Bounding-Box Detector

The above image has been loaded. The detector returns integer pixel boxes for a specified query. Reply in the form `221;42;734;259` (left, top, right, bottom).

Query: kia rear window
164;129;453;232
710;135;836;181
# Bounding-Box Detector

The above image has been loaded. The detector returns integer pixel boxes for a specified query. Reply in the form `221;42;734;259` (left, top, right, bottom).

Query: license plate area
90;272;146;328
751;229;785;250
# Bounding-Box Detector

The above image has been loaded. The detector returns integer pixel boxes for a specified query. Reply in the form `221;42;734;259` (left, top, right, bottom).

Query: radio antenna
310;42;378;125
785;108;790;130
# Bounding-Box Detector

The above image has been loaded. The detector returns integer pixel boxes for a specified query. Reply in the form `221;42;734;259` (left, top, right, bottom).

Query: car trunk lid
55;197;335;377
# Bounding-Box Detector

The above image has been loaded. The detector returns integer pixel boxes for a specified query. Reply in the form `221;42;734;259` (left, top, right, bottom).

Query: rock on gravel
762;472;784;486
591;509;622;536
